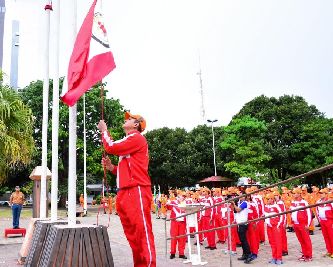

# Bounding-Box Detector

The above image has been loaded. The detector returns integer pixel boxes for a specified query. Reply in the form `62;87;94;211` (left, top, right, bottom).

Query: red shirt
102;130;151;189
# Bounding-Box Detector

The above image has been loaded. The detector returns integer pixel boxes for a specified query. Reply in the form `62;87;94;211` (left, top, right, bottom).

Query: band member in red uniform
316;188;333;257
99;111;156;267
290;187;313;262
166;191;187;259
264;193;283;265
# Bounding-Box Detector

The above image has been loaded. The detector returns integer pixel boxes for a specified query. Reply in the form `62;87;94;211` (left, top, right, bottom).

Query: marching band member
290;187;313;262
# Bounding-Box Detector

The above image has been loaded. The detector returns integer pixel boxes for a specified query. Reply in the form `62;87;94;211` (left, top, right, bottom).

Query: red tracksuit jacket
102;130;151;189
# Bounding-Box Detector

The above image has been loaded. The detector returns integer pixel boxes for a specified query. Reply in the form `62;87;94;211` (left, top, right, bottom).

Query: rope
96;82;112;227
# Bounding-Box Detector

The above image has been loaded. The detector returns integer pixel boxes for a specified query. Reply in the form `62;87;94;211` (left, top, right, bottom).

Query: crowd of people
152;185;333;265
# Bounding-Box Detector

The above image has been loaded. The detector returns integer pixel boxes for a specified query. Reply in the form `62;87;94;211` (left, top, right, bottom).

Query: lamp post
207;119;218;176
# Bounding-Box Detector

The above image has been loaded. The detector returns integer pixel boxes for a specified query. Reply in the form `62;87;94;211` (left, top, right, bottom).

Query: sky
3;0;333;131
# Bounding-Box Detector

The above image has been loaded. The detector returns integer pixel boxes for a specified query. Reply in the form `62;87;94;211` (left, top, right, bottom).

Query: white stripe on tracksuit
138;186;152;267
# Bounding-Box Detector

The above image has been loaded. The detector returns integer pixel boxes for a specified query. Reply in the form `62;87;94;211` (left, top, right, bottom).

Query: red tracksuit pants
279;225;288;253
214;214;226;242
246;222;259;255
170;220;186;255
267;225;282;261
226;226;237;252
293;223;312;258
202;216;216;247
117;186;156;267
320;219;333;254
258;220;265;242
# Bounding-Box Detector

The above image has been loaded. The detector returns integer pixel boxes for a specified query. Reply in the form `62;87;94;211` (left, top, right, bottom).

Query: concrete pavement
1;210;333;266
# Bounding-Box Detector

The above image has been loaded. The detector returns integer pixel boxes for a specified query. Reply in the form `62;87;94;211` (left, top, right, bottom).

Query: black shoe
309;230;314;235
244;256;254;264
179;255;187;259
316;223;321;227
210;247;217;250
205;246;211;249
282;251;288;256
238;255;247;261
170;254;175;259
287;227;294;232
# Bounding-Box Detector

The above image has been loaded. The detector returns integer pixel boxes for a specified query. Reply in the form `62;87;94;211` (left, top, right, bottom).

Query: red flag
61;0;116;106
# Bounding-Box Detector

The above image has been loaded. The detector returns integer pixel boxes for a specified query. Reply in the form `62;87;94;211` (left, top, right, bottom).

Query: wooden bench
4;228;26;237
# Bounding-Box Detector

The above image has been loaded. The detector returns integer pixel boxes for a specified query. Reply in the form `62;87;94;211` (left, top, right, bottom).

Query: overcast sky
3;0;333;131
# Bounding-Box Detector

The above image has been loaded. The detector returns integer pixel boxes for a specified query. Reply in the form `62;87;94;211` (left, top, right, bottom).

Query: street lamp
207;119;218;176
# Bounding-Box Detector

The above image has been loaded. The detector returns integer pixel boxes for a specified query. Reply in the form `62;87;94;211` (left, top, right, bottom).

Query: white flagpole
51;0;60;222
67;0;77;227
40;0;52;219
83;94;87;215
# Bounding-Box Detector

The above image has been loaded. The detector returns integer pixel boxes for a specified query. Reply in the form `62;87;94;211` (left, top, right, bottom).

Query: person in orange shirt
79;194;84;207
9;186;25;229
108;195;113;214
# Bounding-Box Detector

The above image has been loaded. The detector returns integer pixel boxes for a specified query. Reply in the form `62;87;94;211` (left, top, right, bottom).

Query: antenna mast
197;54;206;124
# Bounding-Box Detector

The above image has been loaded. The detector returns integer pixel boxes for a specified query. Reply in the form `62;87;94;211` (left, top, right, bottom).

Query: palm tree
0;84;35;183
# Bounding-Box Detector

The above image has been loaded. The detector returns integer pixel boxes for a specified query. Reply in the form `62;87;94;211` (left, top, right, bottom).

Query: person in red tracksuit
98;111;156;267
166;191;187;259
316;188;333;257
252;190;265;243
201;188;217;250
245;191;259;261
213;188;225;244
290;187;313;262
274;191;288;256
264;193;283;265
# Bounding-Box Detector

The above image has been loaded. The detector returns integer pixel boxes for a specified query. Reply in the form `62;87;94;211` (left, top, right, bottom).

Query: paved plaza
1;208;333;266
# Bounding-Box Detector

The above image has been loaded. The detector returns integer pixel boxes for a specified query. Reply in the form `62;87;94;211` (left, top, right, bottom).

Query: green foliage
18;79;124;202
234;95;324;180
290;118;333;172
0;85;35;183
220;115;271;179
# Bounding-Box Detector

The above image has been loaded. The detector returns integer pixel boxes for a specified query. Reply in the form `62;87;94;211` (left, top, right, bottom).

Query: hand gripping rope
96;83;112;228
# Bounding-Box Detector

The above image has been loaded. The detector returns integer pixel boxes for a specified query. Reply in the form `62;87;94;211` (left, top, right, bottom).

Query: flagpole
83;94;87;215
40;0;52;219
51;0;60;222
68;0;77;227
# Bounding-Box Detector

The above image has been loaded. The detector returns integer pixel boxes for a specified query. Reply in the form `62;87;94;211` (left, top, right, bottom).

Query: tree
19;80;124;204
0;86;34;183
220;115;271;180
146;127;194;191
290;118;333;185
187;125;226;181
234;95;323;180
